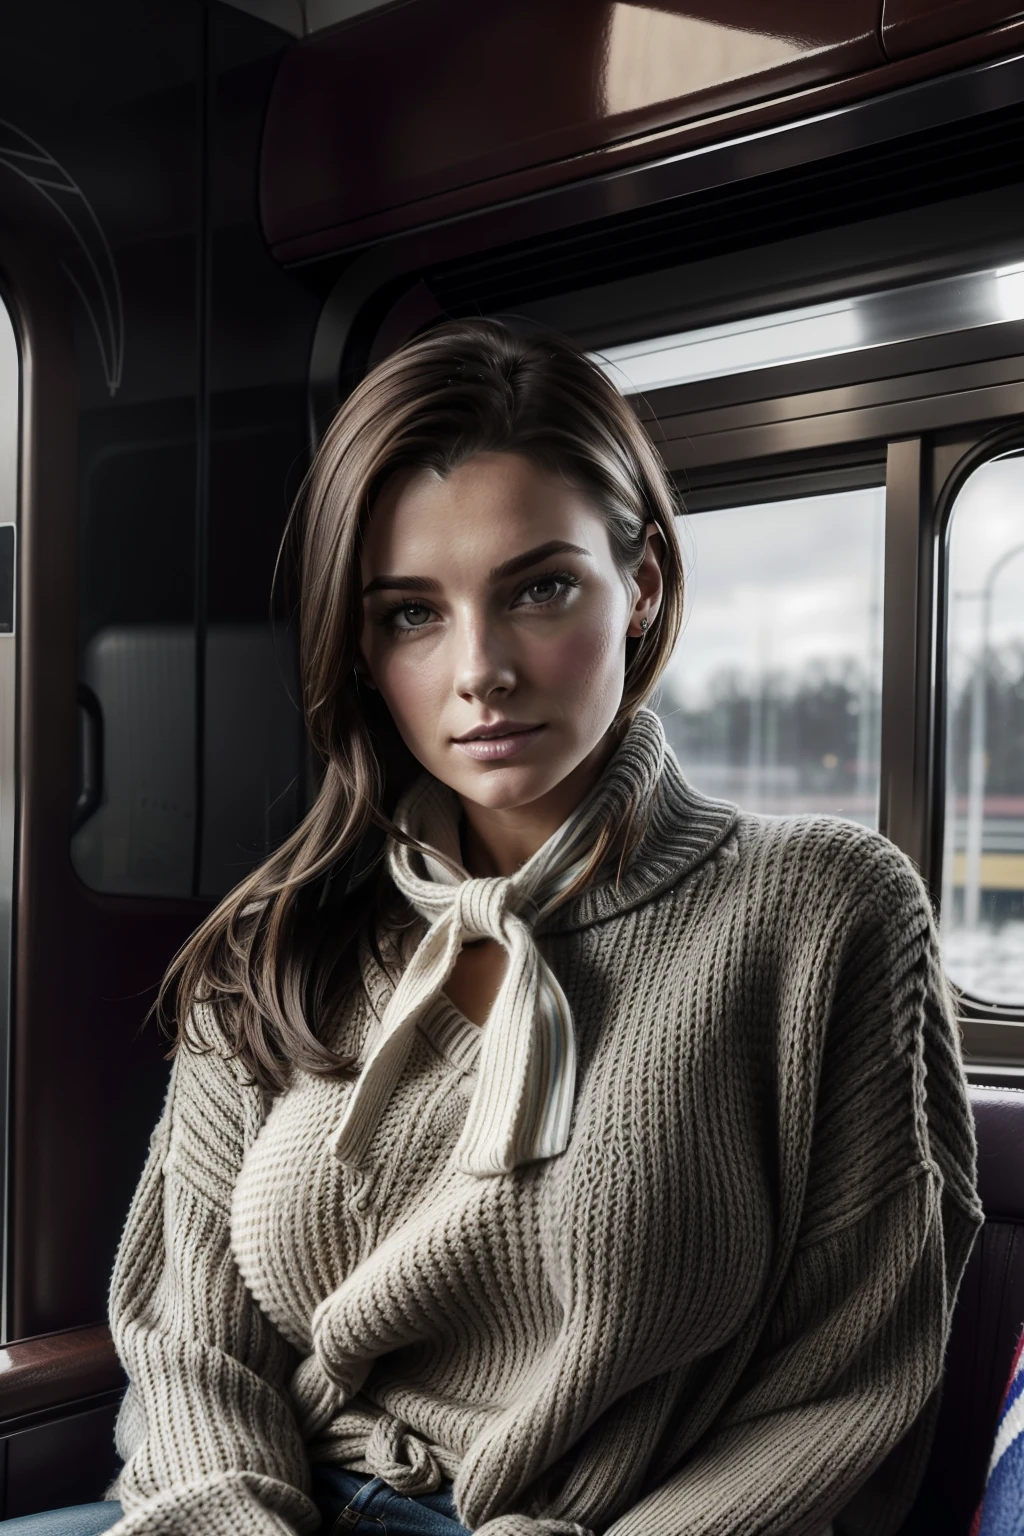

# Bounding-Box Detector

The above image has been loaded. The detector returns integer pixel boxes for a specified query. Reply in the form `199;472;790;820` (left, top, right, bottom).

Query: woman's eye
390;602;435;631
517;575;572;606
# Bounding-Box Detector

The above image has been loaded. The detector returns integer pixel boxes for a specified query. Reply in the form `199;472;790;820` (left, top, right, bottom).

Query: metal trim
0;294;18;1345
593;260;1024;395
879;440;932;870
651;361;1024;471
631;322;1024;426
677;455;886;513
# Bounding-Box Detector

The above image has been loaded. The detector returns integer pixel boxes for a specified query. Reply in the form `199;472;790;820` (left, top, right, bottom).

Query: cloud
662;488;885;706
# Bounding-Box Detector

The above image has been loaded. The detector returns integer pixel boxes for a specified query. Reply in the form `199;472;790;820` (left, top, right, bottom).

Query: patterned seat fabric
901;1086;1024;1536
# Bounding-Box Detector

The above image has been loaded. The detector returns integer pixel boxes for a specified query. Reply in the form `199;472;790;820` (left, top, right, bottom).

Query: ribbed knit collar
536;707;739;935
359;712;736;1013
363;706;740;957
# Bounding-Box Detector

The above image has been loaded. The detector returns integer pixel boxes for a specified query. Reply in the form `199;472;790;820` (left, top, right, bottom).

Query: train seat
902;1084;1024;1534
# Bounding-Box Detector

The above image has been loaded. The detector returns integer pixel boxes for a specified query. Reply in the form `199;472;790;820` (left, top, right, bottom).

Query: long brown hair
153;318;685;1090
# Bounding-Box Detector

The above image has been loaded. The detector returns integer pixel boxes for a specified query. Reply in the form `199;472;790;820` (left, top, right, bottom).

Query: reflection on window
70;622;304;898
941;453;1024;1009
70;625;195;896
657;488;884;825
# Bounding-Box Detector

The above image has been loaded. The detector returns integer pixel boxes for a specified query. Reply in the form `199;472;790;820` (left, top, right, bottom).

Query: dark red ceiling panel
261;0;883;260
882;0;1024;59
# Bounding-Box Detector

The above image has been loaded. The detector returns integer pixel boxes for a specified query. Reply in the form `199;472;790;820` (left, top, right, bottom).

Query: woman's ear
627;522;665;637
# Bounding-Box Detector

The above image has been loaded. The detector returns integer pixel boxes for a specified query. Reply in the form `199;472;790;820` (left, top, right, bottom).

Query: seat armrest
0;1324;123;1422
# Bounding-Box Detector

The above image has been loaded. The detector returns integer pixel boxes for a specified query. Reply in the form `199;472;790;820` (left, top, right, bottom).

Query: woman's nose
453;615;516;701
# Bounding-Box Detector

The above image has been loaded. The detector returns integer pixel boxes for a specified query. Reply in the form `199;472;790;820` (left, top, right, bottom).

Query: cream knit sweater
105;710;982;1536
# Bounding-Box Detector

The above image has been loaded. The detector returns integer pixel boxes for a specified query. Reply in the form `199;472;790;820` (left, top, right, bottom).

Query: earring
639;617;649;633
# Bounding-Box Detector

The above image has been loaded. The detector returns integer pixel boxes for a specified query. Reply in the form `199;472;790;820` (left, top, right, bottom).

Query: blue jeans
0;1465;472;1534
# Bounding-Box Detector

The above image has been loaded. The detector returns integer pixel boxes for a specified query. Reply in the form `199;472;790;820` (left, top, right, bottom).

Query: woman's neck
458;731;618;878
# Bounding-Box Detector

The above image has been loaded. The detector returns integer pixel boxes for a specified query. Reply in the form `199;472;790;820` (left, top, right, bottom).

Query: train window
940;451;1024;1010
596;259;1024;393
659;487;884;824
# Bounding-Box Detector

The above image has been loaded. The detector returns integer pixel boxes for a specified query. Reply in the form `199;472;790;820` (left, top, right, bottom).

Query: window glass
941;453;1024;1008
658;488;885;825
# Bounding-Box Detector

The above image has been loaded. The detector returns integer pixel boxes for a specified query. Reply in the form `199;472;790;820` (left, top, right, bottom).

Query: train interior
1;0;1024;1530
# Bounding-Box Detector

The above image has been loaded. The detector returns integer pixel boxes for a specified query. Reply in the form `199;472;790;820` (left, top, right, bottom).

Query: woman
7;319;982;1536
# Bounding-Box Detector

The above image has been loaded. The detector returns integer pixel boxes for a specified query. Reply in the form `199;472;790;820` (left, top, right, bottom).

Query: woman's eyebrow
362;573;439;597
489;541;592;582
362;541;592;598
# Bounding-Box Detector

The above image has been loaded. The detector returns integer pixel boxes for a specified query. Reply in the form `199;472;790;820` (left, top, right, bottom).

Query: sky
659;487;886;710
658;457;1024;713
946;456;1024;692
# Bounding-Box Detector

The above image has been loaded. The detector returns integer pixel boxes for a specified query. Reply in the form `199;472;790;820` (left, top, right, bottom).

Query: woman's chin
447;760;565;815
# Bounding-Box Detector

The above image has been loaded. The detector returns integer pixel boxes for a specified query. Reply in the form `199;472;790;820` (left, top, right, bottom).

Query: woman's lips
453;725;546;761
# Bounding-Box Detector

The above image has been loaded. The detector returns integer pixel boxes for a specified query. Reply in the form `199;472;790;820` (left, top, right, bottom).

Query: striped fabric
973;1330;1024;1536
330;710;665;1177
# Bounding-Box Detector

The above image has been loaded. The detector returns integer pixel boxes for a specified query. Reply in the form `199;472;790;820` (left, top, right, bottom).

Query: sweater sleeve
595;839;984;1536
103;1001;319;1536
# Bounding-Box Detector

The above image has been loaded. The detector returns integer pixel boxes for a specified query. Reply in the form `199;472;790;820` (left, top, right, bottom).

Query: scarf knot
329;709;666;1178
452;876;516;940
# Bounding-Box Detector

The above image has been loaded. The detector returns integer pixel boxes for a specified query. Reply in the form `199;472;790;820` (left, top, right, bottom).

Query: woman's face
358;450;662;817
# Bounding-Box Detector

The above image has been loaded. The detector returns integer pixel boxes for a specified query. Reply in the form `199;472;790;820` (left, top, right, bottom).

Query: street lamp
962;541;1024;930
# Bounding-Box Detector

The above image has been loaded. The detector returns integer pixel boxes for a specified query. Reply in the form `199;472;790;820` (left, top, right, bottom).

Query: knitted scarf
329;709;665;1177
